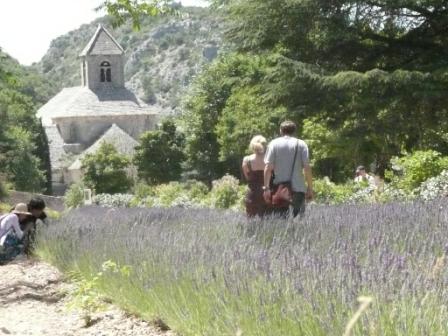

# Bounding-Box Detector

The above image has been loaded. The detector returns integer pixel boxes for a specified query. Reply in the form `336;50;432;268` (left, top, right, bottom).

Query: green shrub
386;150;448;194
312;178;357;205
207;175;242;209
45;208;62;220
133;182;155;200
133;120;185;185
0;202;11;214
82;142;133;194
135;180;209;209
236;185;248;211
64;182;85;208
0;178;8;200
131;183;155;207
312;177;414;205
347;185;378;204
153;182;185;207
182;180;209;201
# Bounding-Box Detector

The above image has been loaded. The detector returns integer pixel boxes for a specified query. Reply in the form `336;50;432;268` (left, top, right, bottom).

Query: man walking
263;121;313;218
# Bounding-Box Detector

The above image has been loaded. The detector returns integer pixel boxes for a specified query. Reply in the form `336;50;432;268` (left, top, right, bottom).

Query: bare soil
0;256;175;336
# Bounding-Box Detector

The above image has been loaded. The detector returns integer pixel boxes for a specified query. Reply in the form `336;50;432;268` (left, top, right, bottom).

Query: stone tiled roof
68;124;139;171
45;125;66;170
80;25;124;56
37;86;159;125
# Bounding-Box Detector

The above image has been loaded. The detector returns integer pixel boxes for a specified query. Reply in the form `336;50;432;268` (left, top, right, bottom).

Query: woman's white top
0;213;24;245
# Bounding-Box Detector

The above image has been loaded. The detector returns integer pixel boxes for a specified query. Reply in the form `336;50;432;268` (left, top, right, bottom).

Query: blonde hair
249;135;267;154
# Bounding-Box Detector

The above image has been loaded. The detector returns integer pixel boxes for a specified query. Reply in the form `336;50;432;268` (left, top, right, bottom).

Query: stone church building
37;25;159;194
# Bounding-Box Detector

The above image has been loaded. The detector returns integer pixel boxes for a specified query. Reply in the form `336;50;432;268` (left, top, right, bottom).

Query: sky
0;0;208;65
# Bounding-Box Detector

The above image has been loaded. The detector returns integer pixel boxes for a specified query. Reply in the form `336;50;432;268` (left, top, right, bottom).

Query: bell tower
79;25;125;89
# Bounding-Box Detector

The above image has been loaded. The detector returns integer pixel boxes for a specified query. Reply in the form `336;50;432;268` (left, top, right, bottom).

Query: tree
100;0;173;29
34;120;52;194
0;48;52;192
4;127;45;192
221;0;448;72
134;120;185;184
190;0;448;179
0;178;7;200
182;53;273;182
82;142;133;194
0;89;48;192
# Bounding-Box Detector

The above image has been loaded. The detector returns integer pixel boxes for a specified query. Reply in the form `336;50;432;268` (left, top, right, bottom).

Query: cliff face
34;7;223;115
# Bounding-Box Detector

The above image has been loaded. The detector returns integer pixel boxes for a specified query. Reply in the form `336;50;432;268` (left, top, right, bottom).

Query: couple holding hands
242;121;313;219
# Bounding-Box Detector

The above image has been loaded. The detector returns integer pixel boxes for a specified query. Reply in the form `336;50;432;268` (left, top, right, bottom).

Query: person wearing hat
0;203;32;263
354;166;375;185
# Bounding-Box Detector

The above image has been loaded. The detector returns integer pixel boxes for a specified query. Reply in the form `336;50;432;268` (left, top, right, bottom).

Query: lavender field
37;201;448;335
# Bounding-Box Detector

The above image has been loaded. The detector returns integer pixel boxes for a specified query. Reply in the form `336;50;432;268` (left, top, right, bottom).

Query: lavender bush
205;174;245;210
37;201;448;335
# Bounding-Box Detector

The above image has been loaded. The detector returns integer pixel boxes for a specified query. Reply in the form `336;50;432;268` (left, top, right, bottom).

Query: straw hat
12;203;32;216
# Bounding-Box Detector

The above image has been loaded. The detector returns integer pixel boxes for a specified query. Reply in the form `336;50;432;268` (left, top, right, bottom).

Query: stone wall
5;191;65;212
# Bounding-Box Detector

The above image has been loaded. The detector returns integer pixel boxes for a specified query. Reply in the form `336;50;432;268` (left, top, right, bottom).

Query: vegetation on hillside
0;49;52;193
35;6;222;115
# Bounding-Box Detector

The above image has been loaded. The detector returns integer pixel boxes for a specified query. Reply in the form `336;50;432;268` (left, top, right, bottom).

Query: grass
0;202;11;213
36;201;448;335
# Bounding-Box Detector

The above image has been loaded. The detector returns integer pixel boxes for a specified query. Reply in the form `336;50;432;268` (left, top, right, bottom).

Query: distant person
242;135;268;217
0;203;32;263
354;166;375;185
263;121;313;218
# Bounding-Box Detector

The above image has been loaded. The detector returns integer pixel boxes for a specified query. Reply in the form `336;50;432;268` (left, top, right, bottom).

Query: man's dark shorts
270;192;306;219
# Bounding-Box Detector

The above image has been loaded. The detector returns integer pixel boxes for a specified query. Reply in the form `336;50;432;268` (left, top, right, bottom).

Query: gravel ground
0;256;175;336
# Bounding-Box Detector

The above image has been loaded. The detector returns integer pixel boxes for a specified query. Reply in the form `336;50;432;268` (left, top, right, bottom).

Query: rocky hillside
1;49;54;106
34;6;223;115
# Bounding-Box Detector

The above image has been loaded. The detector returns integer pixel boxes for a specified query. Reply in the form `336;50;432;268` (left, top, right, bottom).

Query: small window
100;61;111;82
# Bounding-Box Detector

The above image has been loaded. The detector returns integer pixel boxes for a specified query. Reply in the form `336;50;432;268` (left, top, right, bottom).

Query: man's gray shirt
264;136;310;192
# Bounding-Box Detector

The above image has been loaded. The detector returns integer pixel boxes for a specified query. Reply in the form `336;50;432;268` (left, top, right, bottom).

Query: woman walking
242;135;268;217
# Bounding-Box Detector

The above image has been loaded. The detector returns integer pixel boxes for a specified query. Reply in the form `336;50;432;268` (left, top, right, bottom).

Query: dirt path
0;257;174;336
